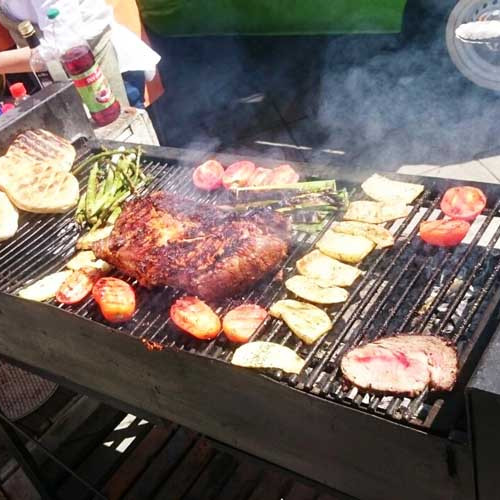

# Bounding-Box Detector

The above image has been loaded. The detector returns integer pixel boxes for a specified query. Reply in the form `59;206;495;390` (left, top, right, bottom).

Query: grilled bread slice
6;129;76;172
0;191;19;241
0;161;79;213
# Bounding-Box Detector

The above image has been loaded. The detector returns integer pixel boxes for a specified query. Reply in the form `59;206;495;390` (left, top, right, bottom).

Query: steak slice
92;191;290;301
341;335;458;396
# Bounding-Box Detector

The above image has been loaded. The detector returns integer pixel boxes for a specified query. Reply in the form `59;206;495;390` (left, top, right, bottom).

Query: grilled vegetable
270;299;332;344
92;277;136;323
232;179;337;202
419;219;470;247
75;147;148;231
285;275;349;304
249;167;272;186
361;174;424;204
332;221;394;249
222;161;256;189
316;231;375;264
18;271;71;302
223;304;268;343
66;251;112;272
440;186;487;221
56;268;101;305
231;341;305;374
192;160;224;191
344;200;410;224
170;296;221;340
267;164;300;184
297;250;363;287
76;225;114;250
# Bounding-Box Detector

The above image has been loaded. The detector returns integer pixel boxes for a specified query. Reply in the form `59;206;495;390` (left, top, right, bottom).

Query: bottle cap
18;20;36;38
1;103;15;113
9;83;27;99
47;8;60;20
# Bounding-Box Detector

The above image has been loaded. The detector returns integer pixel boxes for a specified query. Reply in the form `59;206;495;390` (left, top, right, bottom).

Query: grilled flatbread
6;129;75;172
362;174;424;204
316;230;374;264
332;221;394;249
344;200;411;224
0;191;18;241
0;162;79;213
297;250;363;287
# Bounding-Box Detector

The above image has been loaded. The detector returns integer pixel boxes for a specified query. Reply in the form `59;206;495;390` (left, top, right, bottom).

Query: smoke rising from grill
150;16;500;178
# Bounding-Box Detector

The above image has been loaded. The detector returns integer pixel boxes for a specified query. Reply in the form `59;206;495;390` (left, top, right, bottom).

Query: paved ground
148;30;500;184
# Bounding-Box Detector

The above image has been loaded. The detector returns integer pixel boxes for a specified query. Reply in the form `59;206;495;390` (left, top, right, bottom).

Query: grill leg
0;411;57;500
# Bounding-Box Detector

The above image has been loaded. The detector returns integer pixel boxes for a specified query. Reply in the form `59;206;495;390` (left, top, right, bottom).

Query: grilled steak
92;191;290;301
5;129;75;172
341;335;458;396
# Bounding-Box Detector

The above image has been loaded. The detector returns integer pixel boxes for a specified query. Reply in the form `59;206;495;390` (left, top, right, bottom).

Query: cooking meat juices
92;192;291;301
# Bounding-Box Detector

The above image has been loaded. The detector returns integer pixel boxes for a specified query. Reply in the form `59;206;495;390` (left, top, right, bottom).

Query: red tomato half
267;164;300;185
170;296;221;340
192;160;224;191
56;268;101;305
222;161;256;190
440;186;487;221
249;167;273;186
223;304;268;343
92;277;136;323
419;219;470;247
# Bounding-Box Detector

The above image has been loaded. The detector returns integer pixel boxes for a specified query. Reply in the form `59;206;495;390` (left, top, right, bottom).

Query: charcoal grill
1;137;500;500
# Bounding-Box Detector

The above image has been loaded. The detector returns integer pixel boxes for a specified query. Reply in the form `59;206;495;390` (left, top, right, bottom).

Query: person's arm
0;47;31;74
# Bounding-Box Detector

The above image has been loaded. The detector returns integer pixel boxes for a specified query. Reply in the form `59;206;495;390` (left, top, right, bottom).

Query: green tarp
137;0;407;36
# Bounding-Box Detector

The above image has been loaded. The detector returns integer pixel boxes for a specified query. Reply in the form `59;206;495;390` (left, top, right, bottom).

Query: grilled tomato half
92;277;136;323
267;164;300;185
56;268;102;305
222;161;256;190
419;219;470;247
170;296;221;340
440;186;486;221
192;160;224;191
223;304;268;343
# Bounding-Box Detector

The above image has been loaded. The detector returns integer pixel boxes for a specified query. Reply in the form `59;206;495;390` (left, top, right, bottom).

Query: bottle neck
24;33;41;50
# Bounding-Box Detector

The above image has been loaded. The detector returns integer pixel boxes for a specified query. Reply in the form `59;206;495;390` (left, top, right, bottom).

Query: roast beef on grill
92;191;291;301
340;335;458;396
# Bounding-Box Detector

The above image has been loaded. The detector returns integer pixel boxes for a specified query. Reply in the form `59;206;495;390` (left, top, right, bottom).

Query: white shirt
0;0;160;77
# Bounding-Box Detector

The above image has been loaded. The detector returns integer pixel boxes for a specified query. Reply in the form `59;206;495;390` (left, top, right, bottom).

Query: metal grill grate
2;143;500;432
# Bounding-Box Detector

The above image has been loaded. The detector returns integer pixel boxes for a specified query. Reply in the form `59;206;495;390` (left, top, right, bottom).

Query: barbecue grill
1;88;500;500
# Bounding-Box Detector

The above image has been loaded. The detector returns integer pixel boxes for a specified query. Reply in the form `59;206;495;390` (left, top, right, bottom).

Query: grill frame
0;139;494;499
2;140;500;436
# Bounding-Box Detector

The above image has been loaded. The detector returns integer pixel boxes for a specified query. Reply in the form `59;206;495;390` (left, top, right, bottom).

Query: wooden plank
102;424;174;500
0;293;474;500
57;416;153;500
0;396;100;483
123;426;196;500
216;461;264;500
152;437;214;499
182;451;238;500
42;404;124;488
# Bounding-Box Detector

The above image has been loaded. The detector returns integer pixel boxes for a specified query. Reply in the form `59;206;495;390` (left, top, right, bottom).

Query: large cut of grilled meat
92;192;291;301
340;335;458;396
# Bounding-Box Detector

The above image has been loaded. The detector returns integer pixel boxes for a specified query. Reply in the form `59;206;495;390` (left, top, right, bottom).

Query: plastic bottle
46;8;120;126
9;83;29;106
17;21;53;90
